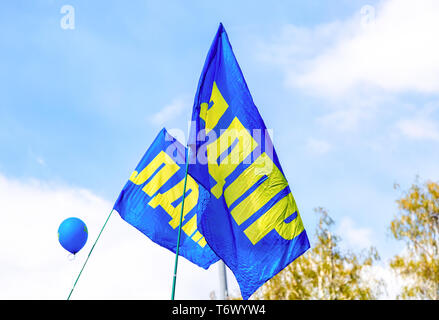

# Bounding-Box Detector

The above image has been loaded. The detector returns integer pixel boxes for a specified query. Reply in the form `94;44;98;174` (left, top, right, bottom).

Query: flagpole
218;260;229;300
67;209;114;300
171;146;190;300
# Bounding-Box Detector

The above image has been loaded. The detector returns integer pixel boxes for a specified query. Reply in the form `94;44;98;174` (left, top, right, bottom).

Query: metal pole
218;260;229;300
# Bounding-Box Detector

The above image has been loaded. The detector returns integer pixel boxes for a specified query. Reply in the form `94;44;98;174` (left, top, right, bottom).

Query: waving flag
113;128;219;269
188;23;310;299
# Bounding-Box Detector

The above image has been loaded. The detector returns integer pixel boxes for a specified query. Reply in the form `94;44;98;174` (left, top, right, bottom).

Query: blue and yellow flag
113;128;219;269
188;24;310;299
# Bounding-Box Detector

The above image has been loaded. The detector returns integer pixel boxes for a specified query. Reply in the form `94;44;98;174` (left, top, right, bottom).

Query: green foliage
245;179;439;300
256;208;381;300
389;180;439;300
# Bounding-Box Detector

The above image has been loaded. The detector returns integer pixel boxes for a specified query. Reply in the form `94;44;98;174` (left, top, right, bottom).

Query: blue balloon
58;217;88;254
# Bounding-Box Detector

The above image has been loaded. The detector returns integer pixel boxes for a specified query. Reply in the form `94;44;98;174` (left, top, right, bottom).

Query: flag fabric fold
188;23;310;299
113;128;219;270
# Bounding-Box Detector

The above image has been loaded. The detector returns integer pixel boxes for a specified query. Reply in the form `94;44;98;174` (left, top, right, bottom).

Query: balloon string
67;209;114;300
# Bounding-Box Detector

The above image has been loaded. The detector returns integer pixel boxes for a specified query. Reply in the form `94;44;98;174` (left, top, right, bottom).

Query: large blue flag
113;128;219;269
188;23;310;299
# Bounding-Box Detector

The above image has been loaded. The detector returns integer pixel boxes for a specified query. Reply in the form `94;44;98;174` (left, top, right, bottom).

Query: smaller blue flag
113;128;219;269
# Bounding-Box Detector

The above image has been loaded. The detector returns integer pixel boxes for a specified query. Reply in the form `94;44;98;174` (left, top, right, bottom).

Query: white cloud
316;106;371;132
260;0;439;98
306;138;331;155
396;118;439;142
337;217;373;250
0;173;238;299
394;102;439;141
361;263;406;299
149;97;191;126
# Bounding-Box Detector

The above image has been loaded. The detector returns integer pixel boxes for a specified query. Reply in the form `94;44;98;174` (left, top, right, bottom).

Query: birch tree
256;207;380;300
390;180;439;300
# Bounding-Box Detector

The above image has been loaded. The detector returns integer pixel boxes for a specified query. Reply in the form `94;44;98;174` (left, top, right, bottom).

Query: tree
256;207;381;300
390;180;439;300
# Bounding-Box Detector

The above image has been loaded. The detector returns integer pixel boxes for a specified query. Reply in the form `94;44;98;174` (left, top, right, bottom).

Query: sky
1;0;439;299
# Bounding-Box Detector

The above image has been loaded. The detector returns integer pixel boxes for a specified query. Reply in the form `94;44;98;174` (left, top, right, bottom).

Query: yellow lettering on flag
207;117;258;198
244;193;304;245
148;176;199;229
198;80;305;246
223;152;304;245
129;151;180;196
224;153;279;225
182;214;197;236
129;150;208;248
200;81;229;133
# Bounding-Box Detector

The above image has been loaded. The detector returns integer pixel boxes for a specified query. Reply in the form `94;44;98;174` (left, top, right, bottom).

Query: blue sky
1;0;439;299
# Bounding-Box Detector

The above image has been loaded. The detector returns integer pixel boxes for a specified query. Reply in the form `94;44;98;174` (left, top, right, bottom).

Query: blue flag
188;23;310;299
113;128;219;269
